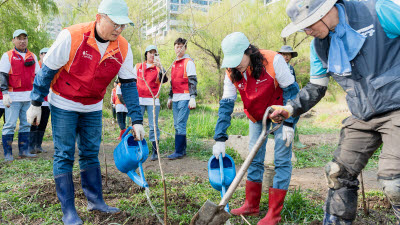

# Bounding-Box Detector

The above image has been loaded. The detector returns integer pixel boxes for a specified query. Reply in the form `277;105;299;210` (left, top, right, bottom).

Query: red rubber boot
118;129;127;141
257;188;287;225
231;180;262;216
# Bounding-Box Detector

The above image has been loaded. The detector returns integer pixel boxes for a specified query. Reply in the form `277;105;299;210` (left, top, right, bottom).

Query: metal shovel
190;107;281;225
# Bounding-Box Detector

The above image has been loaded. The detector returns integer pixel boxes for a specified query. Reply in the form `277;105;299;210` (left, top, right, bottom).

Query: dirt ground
1;135;381;195
1;139;396;225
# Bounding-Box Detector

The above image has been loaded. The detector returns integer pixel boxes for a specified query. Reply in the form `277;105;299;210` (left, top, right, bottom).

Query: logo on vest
237;83;245;90
357;24;375;37
82;51;93;60
256;78;268;85
12;56;21;61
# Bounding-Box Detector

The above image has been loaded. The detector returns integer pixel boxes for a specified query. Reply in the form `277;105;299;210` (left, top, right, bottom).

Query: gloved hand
212;141;226;160
270;105;294;123
132;124;145;141
282;125;294;147
167;98;172;109
27;105;42;126
3;94;12;108
189;98;196;110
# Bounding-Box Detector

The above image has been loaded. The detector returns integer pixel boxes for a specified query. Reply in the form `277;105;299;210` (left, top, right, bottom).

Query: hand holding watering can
132;124;145;141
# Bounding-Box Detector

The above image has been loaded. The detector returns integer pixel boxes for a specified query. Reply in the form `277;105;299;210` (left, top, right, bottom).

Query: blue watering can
114;126;149;188
208;153;236;212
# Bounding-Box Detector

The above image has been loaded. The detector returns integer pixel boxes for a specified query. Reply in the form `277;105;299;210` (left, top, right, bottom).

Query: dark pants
0;108;5;123
30;106;50;132
112;107;116;120
116;112;127;130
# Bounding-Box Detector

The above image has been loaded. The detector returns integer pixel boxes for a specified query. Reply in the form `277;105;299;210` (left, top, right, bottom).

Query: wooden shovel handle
219;107;282;207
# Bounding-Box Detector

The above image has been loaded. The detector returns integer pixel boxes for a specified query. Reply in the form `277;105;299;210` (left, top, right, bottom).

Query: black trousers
30;106;50;132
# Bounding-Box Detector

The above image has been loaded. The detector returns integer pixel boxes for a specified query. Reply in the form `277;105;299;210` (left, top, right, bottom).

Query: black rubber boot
35;131;47;153
2;134;14;161
29;131;37;154
18;132;37;158
151;141;158;161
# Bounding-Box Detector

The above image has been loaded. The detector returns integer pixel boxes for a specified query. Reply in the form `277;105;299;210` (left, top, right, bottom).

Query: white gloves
189;98;196;110
133;124;145;141
212;141;226;159
3;94;12;108
167;99;172;109
282;125;294;147
27;105;42;126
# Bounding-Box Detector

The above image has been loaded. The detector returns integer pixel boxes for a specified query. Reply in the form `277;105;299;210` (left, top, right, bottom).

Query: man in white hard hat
26;0;145;224
271;0;400;224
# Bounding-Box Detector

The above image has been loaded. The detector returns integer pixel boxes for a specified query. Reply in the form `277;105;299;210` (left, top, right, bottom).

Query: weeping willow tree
0;0;58;54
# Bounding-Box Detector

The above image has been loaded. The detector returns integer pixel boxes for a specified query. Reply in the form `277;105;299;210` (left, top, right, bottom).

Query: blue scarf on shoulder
328;4;366;75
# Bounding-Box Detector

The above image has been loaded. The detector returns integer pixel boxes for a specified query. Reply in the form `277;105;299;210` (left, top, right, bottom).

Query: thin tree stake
240;215;251;225
360;171;369;215
102;115;108;186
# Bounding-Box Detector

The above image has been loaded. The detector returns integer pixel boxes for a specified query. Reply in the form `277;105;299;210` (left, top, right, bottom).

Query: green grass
294;144;337;168
0;160;325;224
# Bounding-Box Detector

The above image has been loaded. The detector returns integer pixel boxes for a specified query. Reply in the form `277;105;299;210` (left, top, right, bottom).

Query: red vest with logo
227;50;283;122
6;49;36;92
136;62;161;98
171;58;192;94
50;21;129;105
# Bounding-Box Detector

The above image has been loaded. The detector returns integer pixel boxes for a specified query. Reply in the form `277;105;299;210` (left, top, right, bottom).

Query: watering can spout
128;169;149;188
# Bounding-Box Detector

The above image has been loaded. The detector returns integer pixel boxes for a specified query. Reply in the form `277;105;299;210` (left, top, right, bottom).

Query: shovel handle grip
219;107;281;207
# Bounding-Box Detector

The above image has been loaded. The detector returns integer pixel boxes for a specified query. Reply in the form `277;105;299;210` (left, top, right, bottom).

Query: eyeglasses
102;15;127;31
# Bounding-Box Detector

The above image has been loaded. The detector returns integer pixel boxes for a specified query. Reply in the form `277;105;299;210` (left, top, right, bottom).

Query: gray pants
325;110;400;222
335;110;400;179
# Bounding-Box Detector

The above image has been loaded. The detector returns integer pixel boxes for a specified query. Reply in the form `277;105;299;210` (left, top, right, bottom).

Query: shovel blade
190;200;231;225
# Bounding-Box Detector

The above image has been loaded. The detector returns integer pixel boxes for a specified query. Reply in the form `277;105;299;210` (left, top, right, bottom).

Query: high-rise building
144;0;221;38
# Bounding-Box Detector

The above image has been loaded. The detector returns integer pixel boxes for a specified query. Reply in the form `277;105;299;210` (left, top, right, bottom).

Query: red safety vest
111;87;117;104
136;62;161;98
50;21;129;105
227;50;283;122
6;49;36;92
171;58;192;94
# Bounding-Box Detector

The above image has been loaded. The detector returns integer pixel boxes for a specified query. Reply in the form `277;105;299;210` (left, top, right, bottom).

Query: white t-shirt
115;85;128;112
134;63;161;106
222;54;295;100
43;29;135;112
172;55;196;102
0;51;40;102
0;99;4;108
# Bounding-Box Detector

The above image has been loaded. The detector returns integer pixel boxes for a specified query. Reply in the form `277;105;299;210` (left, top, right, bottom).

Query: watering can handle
121;126;144;161
219;107;282;207
218;154;225;186
137;140;144;161
121;126;133;139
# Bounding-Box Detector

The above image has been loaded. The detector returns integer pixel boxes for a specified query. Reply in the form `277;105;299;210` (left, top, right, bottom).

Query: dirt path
2;140;381;197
